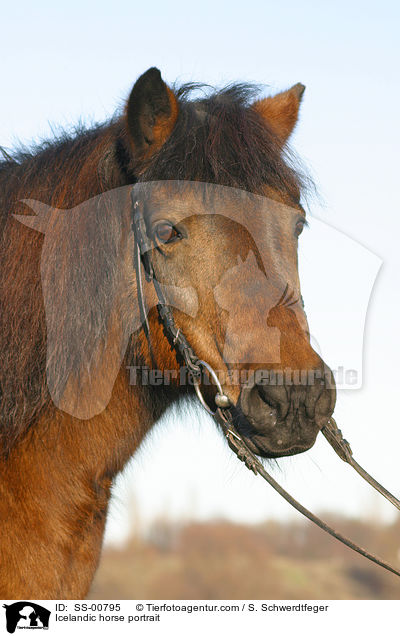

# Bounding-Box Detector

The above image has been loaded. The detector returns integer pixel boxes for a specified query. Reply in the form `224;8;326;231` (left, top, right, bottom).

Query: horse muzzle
236;369;336;458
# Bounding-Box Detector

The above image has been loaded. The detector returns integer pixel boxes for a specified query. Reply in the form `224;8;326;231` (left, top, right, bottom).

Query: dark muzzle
237;368;336;457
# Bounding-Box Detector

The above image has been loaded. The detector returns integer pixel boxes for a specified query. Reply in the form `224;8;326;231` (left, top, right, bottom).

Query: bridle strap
131;189;400;578
132;193;202;376
215;407;400;577
133;239;151;340
321;418;400;512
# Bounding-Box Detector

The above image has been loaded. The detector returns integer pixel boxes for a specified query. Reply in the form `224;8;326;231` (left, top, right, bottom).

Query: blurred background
1;0;400;598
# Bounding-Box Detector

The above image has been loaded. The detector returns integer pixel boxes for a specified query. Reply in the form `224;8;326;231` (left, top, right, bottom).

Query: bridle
131;189;400;579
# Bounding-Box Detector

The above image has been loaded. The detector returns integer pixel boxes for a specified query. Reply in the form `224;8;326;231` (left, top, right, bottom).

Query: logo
14;181;381;420
2;603;50;633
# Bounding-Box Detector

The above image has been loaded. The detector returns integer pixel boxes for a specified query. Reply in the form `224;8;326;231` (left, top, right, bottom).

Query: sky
1;0;400;544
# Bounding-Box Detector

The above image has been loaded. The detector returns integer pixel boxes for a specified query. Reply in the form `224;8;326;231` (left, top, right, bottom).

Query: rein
131;191;400;579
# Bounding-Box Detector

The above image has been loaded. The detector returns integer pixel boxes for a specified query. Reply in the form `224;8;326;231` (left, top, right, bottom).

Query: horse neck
0;362;175;597
0;123;182;598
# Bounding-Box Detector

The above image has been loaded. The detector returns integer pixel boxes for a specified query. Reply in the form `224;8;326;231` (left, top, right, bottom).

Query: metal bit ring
193;360;230;415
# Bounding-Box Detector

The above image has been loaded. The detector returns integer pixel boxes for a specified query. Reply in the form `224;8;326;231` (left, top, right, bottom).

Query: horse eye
154;222;181;245
295;219;306;238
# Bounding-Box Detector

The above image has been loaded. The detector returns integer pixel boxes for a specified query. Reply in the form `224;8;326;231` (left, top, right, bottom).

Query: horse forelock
141;82;310;202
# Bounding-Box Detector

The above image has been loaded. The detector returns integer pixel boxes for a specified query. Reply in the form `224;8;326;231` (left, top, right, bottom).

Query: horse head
123;68;336;458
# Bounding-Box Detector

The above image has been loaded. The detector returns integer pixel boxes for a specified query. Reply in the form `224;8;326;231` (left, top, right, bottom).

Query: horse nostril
277;400;289;420
256;383;289;420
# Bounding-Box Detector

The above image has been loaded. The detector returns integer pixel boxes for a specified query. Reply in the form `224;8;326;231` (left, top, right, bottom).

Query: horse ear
126;67;179;159
253;83;305;143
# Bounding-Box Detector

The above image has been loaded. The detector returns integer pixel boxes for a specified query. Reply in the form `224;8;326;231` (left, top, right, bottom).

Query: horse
0;67;336;598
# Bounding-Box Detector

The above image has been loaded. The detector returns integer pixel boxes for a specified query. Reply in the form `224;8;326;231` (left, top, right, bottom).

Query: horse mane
0;81;308;454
